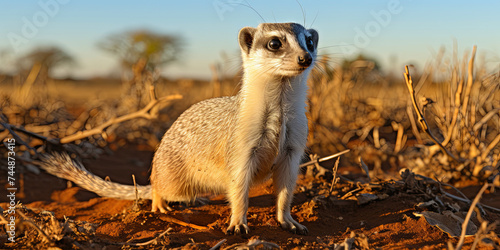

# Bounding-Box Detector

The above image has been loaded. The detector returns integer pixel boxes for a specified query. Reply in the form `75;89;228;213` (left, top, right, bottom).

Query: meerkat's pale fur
39;22;318;235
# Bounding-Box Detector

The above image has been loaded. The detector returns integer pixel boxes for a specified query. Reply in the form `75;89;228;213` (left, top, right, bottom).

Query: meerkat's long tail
38;153;152;200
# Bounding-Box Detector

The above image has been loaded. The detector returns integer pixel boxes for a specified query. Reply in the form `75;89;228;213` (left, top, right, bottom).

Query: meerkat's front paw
225;223;250;235
279;214;308;235
151;200;172;213
152;190;172;213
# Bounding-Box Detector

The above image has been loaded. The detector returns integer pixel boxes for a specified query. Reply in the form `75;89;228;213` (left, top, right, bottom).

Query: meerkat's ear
308;29;319;49
238;27;257;55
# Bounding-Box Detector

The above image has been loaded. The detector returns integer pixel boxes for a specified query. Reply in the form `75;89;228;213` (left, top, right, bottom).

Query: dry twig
122;228;173;246
132;174;140;211
210;239;227;250
1;122;37;154
163;215;209;231
300;149;350;168
454;183;489;250
59;86;182;143
1;85;182;155
404;66;462;163
329;156;341;194
404;172;500;213
17;210;53;243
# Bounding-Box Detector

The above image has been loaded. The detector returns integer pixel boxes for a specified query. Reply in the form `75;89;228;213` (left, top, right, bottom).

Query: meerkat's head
238;23;319;78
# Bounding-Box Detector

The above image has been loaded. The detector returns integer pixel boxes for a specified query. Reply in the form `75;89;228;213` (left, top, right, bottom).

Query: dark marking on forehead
257;23;306;35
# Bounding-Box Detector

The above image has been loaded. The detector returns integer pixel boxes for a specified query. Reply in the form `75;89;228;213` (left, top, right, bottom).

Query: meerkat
39;22;318;235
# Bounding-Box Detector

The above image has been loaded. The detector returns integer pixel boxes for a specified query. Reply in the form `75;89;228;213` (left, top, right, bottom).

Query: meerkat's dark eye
267;38;282;51
306;36;314;51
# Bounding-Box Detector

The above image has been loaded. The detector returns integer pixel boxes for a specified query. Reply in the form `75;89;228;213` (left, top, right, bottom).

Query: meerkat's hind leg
273;153;308;235
151;189;172;213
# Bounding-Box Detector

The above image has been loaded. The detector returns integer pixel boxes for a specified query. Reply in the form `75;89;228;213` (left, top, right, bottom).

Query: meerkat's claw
281;222;308;235
295;224;309;235
152;203;172;213
280;217;308;235
225;224;250;235
151;193;172;213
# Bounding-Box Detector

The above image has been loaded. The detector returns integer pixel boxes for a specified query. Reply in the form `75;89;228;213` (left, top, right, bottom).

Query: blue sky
1;1;499;79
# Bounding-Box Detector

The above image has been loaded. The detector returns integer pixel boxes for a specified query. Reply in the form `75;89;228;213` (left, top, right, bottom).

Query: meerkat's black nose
298;53;312;67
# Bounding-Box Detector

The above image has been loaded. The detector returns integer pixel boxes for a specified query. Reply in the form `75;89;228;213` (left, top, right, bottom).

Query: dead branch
480;133;500;163
162;215;209;231
10;125;51;142
407;173;500;213
1;84;181;151
329;156;341;194
17;209;53;244
210;239;227;250
472;109;500;133
59;86;182;144
454;182;489;250
1;114;51;143
300;149;350;168
407;105;423;144
132;174;139;211
1;122;37;154
122;228;172;246
404;65;462;163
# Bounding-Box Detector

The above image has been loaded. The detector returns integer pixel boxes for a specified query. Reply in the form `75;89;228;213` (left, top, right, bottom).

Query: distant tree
340;54;384;84
16;46;74;79
341;54;381;72
98;29;182;73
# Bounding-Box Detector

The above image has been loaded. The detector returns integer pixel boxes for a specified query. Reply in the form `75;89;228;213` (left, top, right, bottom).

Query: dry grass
1;48;500;248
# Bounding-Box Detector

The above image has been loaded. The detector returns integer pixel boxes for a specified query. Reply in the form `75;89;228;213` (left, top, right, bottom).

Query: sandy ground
1;146;499;249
